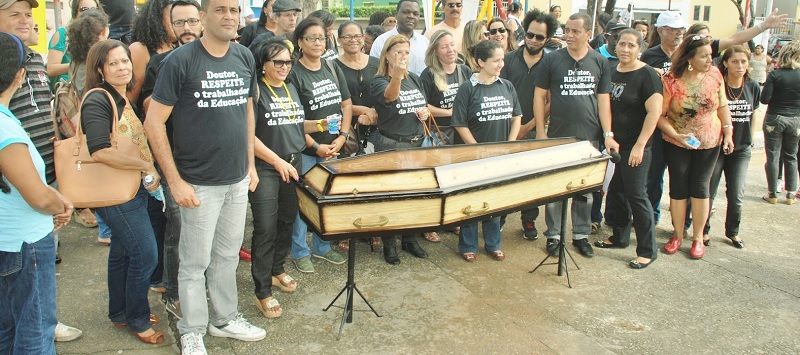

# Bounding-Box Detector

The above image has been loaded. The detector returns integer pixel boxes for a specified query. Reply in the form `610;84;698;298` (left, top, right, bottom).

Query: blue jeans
458;217;502;253
95;212;112;238
291;154;332;259
160;177;182;302
704;147;751;237
0;233;56;354
544;193;592;241
108;25;132;44
646;129;668;223
177;177;250;335
95;187;158;333
764;114;800;193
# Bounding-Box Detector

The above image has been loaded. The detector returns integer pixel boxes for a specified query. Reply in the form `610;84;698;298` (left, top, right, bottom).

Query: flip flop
423;232;441;243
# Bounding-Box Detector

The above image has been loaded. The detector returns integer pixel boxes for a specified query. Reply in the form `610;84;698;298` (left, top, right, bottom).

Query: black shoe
573;239;594;258
401;241;428;258
522;221;539;241
629;258;654;269
383;244;400;265
545;239;559;255
55;254;62;264
727;236;745;249
593;239;627;249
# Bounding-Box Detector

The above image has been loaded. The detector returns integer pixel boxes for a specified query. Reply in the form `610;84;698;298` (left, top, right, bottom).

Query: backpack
51;66;81;138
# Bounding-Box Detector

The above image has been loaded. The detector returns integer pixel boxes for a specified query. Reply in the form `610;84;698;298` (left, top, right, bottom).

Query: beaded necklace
261;77;296;121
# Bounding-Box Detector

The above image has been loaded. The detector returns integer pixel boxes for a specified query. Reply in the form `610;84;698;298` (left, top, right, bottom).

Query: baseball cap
0;0;39;10
655;11;687;28
605;20;628;33
271;0;301;13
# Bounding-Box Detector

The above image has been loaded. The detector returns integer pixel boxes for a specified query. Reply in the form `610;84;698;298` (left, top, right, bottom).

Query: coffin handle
566;179;587;190
462;202;490;216
353;216;389;228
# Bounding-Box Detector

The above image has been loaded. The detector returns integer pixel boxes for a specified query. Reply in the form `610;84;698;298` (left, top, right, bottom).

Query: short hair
469;39;502;66
252;37;294;76
717;44;751;81
84;39;134;91
292;17;325;56
775;40;800;70
568;13;592;32
337;21;363;37
395;0;419;15
633;20;649;30
364;24;385;39
377;34;410;77
308;9;335;28
368;11;390;26
507;1;522;14
549;5;560;13
522;8;558;39
615;28;644;49
670;34;712;78
596;13;612;31
171;0;201;18
487;18;517;51
67;8;109;64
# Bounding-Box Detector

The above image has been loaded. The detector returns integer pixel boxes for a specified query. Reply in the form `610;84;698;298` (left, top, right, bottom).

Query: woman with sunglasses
658;34;734;260
451;40;521;262
248;38;309;319
371;34;432;265
594;29;662;269
459;19;487;72
487;18;516;53
287;18;352;273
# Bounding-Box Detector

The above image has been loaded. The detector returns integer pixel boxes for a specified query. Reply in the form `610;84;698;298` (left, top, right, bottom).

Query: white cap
655;11;688;28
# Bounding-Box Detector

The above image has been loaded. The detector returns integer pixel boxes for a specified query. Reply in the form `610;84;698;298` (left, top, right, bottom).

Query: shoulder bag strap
75;88;120;147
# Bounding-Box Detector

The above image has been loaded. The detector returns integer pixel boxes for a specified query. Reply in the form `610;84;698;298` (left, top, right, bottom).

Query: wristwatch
603;131;614;138
339;131;351;139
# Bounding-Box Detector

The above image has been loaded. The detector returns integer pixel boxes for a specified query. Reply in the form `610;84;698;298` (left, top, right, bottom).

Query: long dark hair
84;39;134;91
131;0;174;54
717;44;751;83
293;17;325;58
67;9;109;64
252;38;294;78
670;34;712;78
257;0;275;26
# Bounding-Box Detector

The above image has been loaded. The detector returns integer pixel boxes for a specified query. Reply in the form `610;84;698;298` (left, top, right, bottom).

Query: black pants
664;143;720;199
607;148;657;259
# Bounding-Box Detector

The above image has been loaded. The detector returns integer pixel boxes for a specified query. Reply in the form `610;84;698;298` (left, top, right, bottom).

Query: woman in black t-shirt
371;34;431;265
249;38;309;319
451;40;521;262
595;29;663;269
698;45;761;249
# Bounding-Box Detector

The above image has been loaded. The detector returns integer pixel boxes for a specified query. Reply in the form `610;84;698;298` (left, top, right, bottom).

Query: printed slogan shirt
371;73;428;137
451;75;521;143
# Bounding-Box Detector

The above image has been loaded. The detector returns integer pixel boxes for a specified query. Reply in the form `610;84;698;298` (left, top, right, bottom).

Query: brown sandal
130;329;164;344
255;297;282;318
74;208;98;228
271;274;297;293
339;240;349;251
114;313;160;328
370;237;381;247
423;232;441;243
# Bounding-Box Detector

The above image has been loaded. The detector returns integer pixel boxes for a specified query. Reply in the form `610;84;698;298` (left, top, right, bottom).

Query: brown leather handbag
53;88;141;208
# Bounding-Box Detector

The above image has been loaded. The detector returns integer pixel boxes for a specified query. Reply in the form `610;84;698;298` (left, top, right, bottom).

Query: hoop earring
688;63;693;72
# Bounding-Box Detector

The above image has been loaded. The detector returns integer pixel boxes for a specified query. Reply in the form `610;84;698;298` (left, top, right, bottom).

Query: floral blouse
661;67;727;149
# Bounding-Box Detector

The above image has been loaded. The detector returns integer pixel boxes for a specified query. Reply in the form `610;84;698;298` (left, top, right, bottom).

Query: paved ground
53;147;800;354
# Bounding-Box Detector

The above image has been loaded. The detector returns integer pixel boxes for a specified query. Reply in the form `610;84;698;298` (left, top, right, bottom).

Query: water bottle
143;175;164;202
327;114;340;135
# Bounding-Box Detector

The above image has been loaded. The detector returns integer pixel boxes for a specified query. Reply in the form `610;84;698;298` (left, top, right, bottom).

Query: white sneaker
180;333;207;355
54;322;82;342
207;313;266;341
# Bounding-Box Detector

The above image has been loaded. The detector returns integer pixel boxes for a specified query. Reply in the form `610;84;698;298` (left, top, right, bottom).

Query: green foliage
328;6;427;18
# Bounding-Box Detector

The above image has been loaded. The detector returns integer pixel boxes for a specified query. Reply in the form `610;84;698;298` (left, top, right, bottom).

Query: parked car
768;34;793;57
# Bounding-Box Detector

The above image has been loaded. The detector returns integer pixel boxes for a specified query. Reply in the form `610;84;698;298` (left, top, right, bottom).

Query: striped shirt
10;48;55;184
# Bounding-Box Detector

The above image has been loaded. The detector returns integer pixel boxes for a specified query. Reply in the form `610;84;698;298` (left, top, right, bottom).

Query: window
703;6;711;21
693;5;701;21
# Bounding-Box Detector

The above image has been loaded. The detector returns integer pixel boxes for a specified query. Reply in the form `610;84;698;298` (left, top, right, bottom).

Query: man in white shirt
369;0;429;76
425;0;464;53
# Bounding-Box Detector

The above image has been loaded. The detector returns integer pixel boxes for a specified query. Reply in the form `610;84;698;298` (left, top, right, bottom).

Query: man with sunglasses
425;0;465;53
370;0;429;76
139;0;203;322
500;9;559;241
247;0;301;51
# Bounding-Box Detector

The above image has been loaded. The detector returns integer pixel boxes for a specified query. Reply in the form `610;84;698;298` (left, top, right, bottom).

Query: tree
729;0;757;49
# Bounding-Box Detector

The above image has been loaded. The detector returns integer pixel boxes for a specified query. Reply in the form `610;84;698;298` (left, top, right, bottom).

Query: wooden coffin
296;138;610;241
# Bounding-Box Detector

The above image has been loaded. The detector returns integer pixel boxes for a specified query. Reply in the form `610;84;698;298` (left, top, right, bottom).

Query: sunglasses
270;59;292;68
689;34;709;42
79;6;97;12
488;27;507;35
445;2;463;8
525;32;546;41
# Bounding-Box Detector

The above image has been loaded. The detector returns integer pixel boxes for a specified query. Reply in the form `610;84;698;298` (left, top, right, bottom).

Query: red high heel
690;240;705;259
239;247;252;261
663;236;681;254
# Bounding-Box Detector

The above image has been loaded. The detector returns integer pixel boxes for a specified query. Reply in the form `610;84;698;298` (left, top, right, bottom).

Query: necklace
261;77;296;122
725;82;743;101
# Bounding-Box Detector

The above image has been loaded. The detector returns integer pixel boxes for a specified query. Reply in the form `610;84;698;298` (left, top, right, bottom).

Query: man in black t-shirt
144;0;265;353
500;8;559;241
99;0;135;44
247;0;300;51
532;13;615;258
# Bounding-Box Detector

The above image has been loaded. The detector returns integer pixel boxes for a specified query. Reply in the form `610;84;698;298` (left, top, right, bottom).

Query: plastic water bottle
327;114;340;135
143;175;164;202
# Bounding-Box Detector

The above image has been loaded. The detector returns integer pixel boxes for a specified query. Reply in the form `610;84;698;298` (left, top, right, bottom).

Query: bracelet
723;124;733;129
311;141;320;150
316;120;325;132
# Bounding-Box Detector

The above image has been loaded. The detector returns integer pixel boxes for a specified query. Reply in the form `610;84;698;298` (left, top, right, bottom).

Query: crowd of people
1;0;798;353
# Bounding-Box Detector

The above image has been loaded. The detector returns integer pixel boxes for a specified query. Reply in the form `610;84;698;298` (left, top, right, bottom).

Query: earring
688;63;693;72
261;70;265;74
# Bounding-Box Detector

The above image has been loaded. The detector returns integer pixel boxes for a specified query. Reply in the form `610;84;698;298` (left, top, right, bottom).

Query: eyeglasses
79;6;97;12
270;59;292;68
689;34;709;42
482;31;490;38
302;36;326;43
172;18;201;27
488;27;507;35
445;2;463;8
525;32;546;41
340;34;363;42
277;11;299;18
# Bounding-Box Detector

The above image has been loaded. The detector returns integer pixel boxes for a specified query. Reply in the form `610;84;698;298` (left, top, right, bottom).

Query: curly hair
131;0;174;54
67;8;109;64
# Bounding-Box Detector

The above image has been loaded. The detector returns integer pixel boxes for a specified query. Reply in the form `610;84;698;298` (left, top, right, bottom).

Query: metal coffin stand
296;138;610;337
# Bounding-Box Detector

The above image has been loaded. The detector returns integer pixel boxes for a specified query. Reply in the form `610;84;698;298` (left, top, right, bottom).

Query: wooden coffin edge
296;157;610;241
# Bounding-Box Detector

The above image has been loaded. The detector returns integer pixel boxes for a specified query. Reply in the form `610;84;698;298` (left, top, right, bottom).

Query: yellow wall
688;0;740;38
31;4;47;54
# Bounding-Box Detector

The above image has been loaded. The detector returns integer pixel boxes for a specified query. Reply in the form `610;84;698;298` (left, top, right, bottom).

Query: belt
379;131;423;143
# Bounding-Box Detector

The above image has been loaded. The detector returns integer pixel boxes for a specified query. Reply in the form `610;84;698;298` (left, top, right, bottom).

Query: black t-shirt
239;22;269;48
99;0;135;27
80;84;127;155
332;56;379;109
255;80;306;166
761;68;800;116
371;74;428;137
727;79;760;152
533;48;612;141
451;77;521;143
610;65;662;149
641;45;671;74
151;41;257;185
248;31;277;52
320;37;339;61
420;64;471;126
500;47;547;125
286;59;351;151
